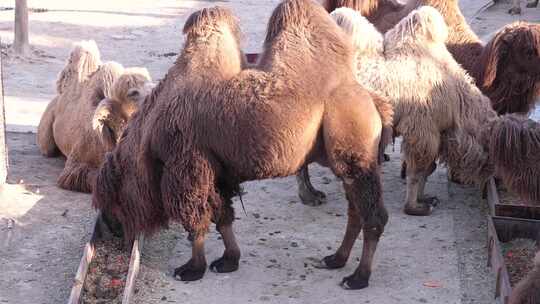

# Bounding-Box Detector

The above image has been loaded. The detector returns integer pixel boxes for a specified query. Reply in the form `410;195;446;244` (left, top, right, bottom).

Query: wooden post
0;43;6;184
14;0;30;55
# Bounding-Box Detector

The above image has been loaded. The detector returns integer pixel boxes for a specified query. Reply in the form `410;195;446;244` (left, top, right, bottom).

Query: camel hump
56;40;102;94
89;61;125;103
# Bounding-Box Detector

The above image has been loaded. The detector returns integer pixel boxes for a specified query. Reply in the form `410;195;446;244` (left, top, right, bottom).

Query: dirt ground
0;0;539;303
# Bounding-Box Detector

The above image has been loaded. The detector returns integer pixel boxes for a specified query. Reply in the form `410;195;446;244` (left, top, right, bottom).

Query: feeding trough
486;177;540;304
68;213;144;304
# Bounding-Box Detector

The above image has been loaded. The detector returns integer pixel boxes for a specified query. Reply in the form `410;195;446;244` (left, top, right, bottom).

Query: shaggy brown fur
323;0;540;115
37;41;152;193
509;252;540;304
483;115;540;204
94;0;391;290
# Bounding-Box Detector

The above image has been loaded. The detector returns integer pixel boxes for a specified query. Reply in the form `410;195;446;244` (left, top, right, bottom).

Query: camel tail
56;40;102;94
486;115;540;204
370;92;394;164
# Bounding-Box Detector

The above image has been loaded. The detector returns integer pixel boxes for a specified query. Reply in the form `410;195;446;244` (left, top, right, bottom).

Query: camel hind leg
320;87;388;289
296;165;327;206
37;98;60;157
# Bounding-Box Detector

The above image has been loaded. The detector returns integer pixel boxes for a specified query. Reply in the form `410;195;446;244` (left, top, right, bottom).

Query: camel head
477;22;540;113
92;68;153;151
384;6;449;51
56;40;101;94
182;7;244;79
330;7;384;57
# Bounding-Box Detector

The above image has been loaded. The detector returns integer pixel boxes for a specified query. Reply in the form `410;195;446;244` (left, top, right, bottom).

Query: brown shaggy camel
298;0;540;206
93;0;393;290
509;252;540;304
483;115;540;204
37;41;153;193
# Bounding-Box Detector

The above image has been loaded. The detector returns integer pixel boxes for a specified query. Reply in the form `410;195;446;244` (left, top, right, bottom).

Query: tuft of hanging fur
484;115;540;204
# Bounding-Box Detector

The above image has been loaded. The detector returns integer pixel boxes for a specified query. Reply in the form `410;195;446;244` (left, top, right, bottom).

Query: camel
306;6;497;216
37;41;153;193
509;252;540;304
93;0;393;290
298;0;540;206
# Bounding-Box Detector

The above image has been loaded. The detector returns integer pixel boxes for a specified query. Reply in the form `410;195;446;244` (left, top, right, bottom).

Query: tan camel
37;41;153;192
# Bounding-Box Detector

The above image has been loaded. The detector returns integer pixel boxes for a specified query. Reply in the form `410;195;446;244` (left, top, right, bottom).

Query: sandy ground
0;0;539;303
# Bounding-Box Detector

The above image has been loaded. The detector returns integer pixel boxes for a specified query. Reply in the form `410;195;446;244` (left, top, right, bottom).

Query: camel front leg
210;201;241;273
404;165;437;216
509;0;522;14
174;233;207;281
296;165;327;206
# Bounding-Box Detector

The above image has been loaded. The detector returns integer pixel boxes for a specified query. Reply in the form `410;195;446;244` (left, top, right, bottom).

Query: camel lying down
37;41;153;192
93;0;393;290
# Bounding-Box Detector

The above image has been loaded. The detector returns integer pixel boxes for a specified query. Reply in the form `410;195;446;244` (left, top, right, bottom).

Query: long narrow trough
486;178;540;304
68;213;144;304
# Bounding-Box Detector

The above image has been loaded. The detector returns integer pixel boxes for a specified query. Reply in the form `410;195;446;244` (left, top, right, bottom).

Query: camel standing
93;0;392;290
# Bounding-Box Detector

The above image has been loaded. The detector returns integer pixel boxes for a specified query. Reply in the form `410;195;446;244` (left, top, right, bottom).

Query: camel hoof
340;275;369;290
404;202;433;216
419;196;440;207
299;189;327;206
313;254;347;269
173;260;206;281
209;255;239;273
508;7;521;14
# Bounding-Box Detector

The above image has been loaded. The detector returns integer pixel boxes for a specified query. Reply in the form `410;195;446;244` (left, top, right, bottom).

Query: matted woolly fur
37;41;152;193
331;6;497;210
332;6;540;207
483;115;540;204
93;0;392;289
508;251;540;304
324;0;540;116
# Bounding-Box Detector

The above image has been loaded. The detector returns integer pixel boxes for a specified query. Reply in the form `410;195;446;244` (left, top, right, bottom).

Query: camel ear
93;98;118;151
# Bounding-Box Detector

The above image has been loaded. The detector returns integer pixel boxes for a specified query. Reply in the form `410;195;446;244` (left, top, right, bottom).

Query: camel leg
163;153;214;281
174;233;208;281
296;165;327;206
404;165;436;216
509;0;521;14
36;97;60;157
526;0;539;7
340;172;387;290
210;200;241;273
317;202;364;269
